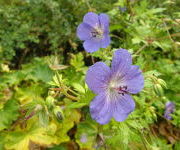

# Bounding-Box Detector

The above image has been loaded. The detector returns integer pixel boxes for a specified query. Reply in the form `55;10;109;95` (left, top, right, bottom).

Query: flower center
91;27;104;39
113;86;128;96
108;80;128;96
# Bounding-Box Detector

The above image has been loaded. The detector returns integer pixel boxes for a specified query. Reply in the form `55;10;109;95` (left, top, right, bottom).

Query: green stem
55;71;79;101
134;44;148;56
67;87;80;96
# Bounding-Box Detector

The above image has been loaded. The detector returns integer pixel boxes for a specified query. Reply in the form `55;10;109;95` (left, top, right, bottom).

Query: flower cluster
164;101;175;120
77;12;144;124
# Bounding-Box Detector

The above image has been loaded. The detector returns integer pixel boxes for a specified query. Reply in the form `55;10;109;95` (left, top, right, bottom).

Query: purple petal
164;102;175;120
113;113;128;122
112;94;135;122
83;38;101;53
101;34;110;48
77;23;93;40
99;13;109;33
165;101;175;116
90;92;112;124
164;112;172;120
166;101;175;110
124;65;144;94
86;62;111;94
83;12;99;28
111;49;132;76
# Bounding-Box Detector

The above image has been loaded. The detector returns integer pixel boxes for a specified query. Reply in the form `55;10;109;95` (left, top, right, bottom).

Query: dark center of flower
91;27;103;39
108;80;129;96
113;86;128;96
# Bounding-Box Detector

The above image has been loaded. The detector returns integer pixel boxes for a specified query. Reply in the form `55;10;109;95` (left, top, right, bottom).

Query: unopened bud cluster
150;76;167;96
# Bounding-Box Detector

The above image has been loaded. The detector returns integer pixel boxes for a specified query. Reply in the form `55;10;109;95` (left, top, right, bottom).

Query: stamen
91;27;103;39
91;31;98;37
113;86;128;96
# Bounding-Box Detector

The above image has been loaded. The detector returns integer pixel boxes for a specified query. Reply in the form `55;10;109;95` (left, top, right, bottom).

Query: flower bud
149;106;156;118
46;96;55;108
49;91;55;96
157;79;167;89
53;106;64;122
153;84;164;96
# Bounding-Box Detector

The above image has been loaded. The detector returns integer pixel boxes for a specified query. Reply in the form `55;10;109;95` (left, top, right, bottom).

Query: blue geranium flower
164;101;175;120
77;12;110;53
85;49;144;124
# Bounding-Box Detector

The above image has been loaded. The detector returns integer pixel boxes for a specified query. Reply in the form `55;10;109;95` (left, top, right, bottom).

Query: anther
116;86;128;96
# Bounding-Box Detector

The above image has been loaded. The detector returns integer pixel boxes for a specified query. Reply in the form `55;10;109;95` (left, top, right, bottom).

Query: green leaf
31;64;54;83
38;109;49;127
5;120;58;150
47;145;67;150
70;53;85;71
144;70;162;77
75;122;97;149
0;99;19;131
132;37;142;44
55;107;81;144
15;84;46;104
72;83;85;93
67;102;87;109
0;134;6;150
80;89;95;104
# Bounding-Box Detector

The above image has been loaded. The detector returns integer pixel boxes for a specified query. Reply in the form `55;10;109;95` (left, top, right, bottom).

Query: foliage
0;100;19;131
0;0;180;150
